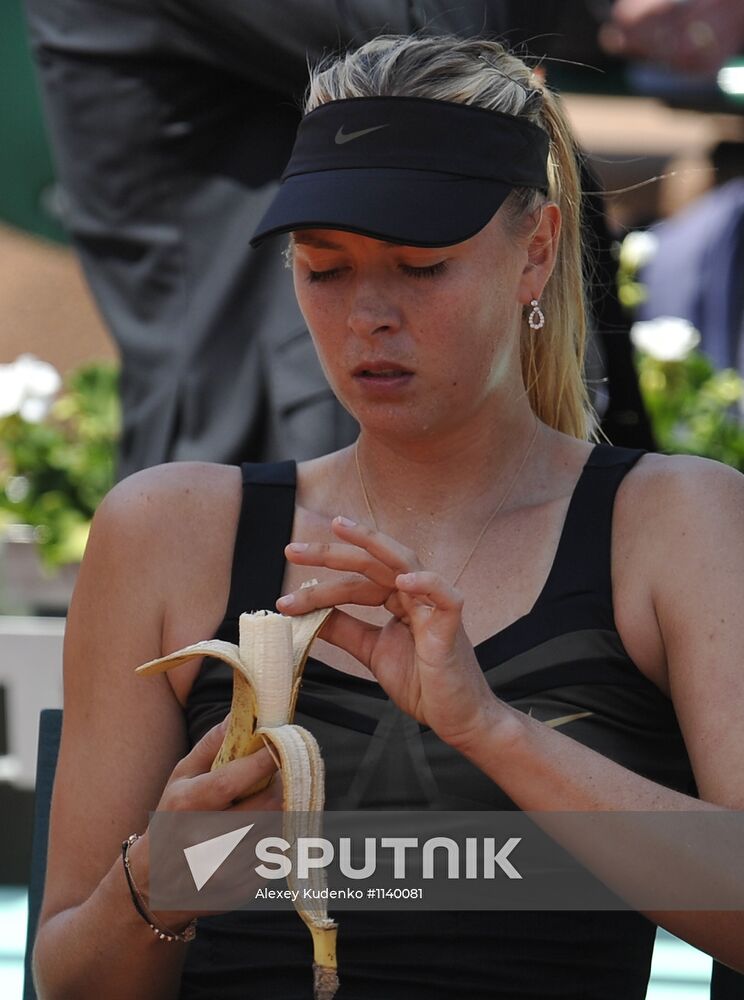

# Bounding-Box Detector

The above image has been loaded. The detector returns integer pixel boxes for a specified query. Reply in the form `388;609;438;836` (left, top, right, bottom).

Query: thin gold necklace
353;417;540;588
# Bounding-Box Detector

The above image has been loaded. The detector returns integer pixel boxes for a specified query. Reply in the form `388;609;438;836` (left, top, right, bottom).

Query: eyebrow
292;233;401;250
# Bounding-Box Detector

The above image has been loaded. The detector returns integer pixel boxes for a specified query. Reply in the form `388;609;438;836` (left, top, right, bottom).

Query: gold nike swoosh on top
334;124;390;145
527;709;595;728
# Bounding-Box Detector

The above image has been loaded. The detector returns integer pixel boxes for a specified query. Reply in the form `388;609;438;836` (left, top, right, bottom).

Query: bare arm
32;464;280;1000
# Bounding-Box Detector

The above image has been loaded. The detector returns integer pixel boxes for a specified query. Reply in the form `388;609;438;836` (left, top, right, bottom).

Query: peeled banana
136;596;339;1000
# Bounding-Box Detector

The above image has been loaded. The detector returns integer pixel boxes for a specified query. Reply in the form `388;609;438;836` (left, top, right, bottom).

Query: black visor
250;96;550;248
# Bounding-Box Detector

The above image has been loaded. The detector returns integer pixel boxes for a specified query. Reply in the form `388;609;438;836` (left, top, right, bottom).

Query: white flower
0;354;62;422
5;476;30;504
630;317;701;362
620;230;659;272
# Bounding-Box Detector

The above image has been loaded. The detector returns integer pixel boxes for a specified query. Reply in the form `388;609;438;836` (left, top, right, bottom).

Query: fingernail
398;573;416;584
335;516;356;527
277;594;295;608
288;542;308;552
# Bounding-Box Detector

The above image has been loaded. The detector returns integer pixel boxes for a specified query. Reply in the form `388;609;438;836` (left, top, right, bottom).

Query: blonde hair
305;35;593;440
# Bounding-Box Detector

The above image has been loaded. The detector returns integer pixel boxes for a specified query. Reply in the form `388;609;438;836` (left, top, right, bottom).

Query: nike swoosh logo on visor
335;124;389;145
527;709;595;729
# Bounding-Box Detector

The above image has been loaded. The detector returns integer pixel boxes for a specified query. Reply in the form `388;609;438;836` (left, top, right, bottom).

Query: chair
713;962;744;999
21;709;744;998
23;708;62;1000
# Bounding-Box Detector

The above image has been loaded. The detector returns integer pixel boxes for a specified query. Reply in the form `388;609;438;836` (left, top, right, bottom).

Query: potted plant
0;355;119;614
630;318;744;471
618;231;744;472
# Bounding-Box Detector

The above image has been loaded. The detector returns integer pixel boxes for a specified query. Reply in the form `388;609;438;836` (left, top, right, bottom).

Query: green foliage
617;228;744;472
615;230;656;312
636;350;744;471
0;363;120;568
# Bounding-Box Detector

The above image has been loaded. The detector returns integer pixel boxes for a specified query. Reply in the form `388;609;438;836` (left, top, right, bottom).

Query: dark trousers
23;0;504;478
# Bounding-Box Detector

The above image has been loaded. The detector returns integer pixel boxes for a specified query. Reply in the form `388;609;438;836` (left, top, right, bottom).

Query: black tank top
179;445;695;999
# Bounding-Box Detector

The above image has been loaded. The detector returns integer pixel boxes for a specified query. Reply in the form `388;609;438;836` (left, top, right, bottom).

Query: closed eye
399;262;448;279
306;261;448;283
306;267;344;283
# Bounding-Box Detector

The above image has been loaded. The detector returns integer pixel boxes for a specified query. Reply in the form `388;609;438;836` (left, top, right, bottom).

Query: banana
136;591;339;999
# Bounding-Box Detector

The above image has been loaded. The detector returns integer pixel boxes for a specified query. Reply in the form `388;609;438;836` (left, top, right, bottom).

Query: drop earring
528;298;545;330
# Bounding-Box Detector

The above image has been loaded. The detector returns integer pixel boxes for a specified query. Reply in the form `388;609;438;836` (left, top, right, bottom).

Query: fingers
395;571;465;653
284;517;419;578
285;539;398;590
166;744;280;812
277;573;388;614
396;571;464;611
277;569;410;625
233;769;285;813
278;519;462;637
278;517;420;614
278;520;466;665
313;607;382;667
331;516;420;572
171;715;230;779
281;515;419;589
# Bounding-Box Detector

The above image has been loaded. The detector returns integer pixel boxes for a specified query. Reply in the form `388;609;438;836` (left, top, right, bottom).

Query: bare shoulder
94;461;239;590
97;460;244;685
615;450;744;546
624;450;744;598
97;460;242;539
613;451;744;694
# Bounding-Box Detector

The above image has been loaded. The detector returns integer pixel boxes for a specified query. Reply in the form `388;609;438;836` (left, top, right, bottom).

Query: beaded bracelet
121;834;197;943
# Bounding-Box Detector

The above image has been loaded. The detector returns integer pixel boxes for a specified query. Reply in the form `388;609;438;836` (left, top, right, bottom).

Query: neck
351;403;543;545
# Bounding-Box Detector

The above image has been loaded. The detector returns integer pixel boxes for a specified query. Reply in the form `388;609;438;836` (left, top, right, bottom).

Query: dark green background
2;0;66;243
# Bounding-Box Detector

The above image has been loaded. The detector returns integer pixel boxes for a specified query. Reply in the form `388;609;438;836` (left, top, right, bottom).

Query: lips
352;365;414;392
353;362;414;377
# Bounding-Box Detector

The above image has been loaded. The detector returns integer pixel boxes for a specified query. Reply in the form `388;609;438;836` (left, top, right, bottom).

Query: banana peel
136;592;338;999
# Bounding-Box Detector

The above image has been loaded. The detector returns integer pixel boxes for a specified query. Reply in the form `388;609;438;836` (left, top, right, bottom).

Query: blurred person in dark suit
639;141;744;376
23;1;508;479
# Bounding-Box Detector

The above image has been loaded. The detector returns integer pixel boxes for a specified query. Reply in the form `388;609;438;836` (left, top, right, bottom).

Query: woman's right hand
157;715;282;815
129;717;283;927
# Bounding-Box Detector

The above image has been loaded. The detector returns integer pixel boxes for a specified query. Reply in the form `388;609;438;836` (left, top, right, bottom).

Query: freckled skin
291;211;544;444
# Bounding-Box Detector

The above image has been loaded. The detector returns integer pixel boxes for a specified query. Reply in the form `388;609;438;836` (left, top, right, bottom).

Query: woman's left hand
276;516;504;752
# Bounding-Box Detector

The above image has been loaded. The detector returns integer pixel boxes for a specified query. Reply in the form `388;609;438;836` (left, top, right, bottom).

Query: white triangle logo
183;824;255;891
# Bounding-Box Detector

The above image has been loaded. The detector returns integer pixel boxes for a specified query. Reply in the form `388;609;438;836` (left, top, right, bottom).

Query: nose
346;277;403;338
